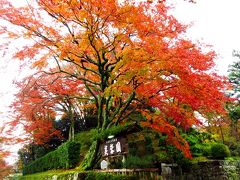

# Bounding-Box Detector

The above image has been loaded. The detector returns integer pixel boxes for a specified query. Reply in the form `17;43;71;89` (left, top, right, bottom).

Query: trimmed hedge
23;141;81;175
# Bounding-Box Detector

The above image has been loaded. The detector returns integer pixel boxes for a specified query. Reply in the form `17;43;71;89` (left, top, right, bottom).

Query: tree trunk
230;121;239;142
78;123;140;170
68;124;74;141
68;104;75;141
219;125;225;144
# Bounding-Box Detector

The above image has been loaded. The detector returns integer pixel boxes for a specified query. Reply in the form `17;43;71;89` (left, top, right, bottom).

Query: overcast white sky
172;0;240;74
1;0;240;164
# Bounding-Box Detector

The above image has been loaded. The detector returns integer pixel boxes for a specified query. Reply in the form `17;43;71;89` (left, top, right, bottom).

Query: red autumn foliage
10;72;87;144
0;0;230;159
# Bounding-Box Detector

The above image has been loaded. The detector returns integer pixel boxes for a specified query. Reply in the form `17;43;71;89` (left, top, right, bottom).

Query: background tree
0;128;12;179
0;0;229;169
226;58;240;142
204;113;230;144
11;72;89;143
228;59;240;100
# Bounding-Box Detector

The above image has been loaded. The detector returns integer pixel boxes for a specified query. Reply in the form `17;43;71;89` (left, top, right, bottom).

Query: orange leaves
26;119;61;145
142;120;192;159
10;72;87;144
31;54;49;69
0;129;13;178
0;0;231;159
0;157;12;179
140;109;193;158
14;45;40;61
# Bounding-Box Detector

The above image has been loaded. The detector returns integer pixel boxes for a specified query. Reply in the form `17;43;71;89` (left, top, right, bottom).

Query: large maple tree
0;0;229;169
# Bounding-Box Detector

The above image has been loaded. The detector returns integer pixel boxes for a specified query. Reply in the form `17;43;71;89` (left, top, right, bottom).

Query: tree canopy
228;60;240;100
226;59;240;142
0;128;12;178
0;0;229;169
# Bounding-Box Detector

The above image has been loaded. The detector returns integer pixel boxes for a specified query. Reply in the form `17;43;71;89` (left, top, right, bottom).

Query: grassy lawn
18;169;87;180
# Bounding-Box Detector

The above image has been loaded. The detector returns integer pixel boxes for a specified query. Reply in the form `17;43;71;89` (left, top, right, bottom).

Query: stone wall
18;160;240;180
164;160;240;180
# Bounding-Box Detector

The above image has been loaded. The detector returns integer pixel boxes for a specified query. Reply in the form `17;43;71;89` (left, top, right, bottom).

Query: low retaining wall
190;160;240;179
165;160;240;180
97;161;240;179
19;160;240;180
94;168;161;179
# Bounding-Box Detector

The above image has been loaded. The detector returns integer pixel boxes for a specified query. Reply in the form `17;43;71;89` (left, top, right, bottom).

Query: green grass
19;169;87;180
18;169;137;180
75;130;96;153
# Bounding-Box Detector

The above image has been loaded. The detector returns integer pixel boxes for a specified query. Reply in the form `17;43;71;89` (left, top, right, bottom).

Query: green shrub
157;152;170;162
128;142;138;155
75;129;97;148
22;141;80;175
125;155;154;168
182;129;214;157
93;123;141;141
145;136;153;154
211;143;231;159
175;152;192;168
229;144;240;156
202;144;212;156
